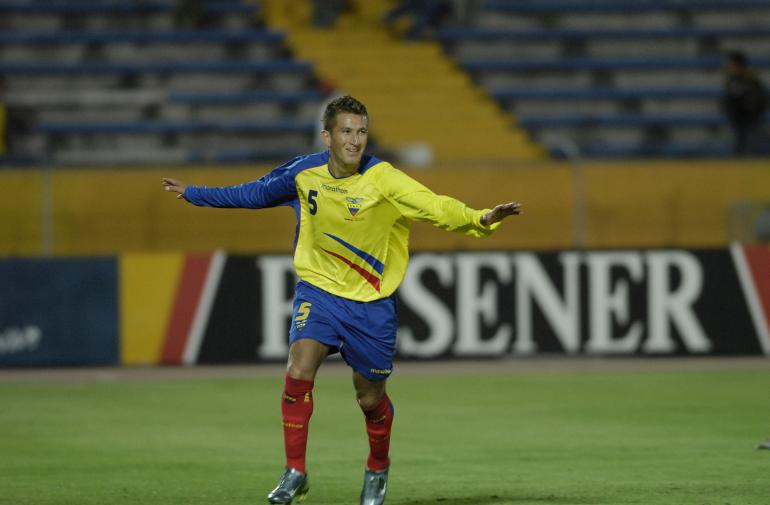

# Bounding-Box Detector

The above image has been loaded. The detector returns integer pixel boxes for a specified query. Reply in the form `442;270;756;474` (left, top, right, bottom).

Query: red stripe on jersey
743;245;770;331
161;254;212;364
321;248;381;293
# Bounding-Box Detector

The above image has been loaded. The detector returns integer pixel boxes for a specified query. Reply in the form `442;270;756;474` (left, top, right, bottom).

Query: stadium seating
0;0;326;165
5;0;770;164
439;0;770;158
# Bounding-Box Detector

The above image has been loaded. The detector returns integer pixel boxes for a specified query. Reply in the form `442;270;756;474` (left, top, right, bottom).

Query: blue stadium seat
168;90;324;105
0;1;255;15
0;0;328;166
0;60;312;75
187;147;309;164
33;120;317;135
492;87;721;101
460;56;770;72
436;0;770;158
0;29;283;45
438;26;770;42
483;0;770;13
517;113;742;129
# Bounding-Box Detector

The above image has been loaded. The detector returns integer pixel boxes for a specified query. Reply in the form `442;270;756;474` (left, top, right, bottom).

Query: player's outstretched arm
480;202;522;226
162;177;188;199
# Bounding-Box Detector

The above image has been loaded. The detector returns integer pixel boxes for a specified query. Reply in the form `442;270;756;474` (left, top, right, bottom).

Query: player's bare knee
286;362;316;381
355;387;385;411
356;394;380;411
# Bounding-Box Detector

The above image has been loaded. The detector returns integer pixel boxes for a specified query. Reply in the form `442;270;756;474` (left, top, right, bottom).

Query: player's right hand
162;177;187;199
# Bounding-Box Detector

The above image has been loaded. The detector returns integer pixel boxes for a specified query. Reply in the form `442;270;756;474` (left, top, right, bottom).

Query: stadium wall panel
1;160;770;254
2;247;769;366
119;248;770;364
119;252;185;365
0;258;118;366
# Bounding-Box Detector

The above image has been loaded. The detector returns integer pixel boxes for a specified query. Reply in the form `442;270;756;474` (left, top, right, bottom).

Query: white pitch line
729;243;770;355
182;250;227;366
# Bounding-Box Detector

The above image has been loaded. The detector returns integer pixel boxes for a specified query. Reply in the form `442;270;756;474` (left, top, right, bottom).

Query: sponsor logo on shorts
283;393;297;403
369;368;392;376
283;422;304;429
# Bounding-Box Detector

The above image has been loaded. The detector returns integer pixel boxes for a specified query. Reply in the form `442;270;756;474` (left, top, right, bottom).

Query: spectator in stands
313;0;349;27
384;0;452;40
0;77;7;158
722;51;768;156
174;0;210;28
0;77;31;160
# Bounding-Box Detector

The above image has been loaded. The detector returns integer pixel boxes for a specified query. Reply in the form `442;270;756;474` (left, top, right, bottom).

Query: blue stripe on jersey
323;233;385;275
358;154;382;174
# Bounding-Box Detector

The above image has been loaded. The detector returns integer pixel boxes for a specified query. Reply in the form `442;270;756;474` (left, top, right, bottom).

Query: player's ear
321;130;331;148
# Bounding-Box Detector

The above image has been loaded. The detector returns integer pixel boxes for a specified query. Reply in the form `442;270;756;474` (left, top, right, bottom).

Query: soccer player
162;96;521;505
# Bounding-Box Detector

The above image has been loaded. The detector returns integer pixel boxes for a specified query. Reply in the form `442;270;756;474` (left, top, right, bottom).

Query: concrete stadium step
262;0;542;164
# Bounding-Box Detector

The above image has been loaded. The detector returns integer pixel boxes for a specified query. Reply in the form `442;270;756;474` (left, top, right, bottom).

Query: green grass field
1;365;769;505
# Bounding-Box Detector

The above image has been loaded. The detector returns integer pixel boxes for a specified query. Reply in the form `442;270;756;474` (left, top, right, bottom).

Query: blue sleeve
183;158;301;209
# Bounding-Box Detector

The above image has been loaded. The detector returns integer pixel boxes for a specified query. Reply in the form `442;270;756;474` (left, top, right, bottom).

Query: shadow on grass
397;494;602;505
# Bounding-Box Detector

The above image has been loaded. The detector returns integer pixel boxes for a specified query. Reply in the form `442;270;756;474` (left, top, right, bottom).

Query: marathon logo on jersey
346;197;364;216
321;183;348;194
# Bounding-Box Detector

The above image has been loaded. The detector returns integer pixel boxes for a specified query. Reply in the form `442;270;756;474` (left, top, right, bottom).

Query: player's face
323;113;368;171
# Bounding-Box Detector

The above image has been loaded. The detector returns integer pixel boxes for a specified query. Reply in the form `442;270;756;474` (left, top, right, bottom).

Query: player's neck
328;156;358;179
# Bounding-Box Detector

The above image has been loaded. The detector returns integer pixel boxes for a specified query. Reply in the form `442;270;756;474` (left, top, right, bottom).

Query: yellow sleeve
374;163;500;238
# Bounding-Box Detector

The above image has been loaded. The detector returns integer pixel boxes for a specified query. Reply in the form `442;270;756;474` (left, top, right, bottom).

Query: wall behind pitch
0;258;119;366
2;247;769;366
122;247;770;365
2;160;770;255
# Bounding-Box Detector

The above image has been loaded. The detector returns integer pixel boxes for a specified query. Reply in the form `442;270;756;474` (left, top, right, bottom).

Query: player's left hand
481;202;522;226
162;177;188;199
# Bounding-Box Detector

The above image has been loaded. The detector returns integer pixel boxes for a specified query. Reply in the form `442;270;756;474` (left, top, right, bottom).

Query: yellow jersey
184;152;500;301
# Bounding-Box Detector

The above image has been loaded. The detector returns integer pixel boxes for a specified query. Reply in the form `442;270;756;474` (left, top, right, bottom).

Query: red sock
362;394;394;471
281;375;314;474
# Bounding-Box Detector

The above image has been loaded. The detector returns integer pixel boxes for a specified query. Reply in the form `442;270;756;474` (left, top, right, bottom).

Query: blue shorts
288;281;397;382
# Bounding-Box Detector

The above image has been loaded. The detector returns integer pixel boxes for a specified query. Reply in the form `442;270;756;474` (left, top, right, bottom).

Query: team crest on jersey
346;197;364;216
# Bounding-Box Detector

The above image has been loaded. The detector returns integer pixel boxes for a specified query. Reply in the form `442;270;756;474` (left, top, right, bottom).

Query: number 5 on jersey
308;190;318;215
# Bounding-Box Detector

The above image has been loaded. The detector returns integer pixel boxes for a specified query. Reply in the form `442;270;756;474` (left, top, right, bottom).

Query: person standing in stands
0;77;8;158
722;51;768;156
162;95;521;505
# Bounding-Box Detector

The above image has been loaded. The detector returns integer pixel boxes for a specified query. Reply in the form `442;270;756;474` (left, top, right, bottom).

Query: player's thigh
287;339;329;381
353;371;387;410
